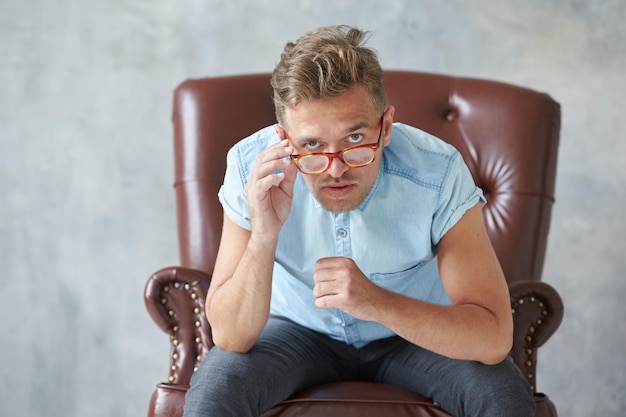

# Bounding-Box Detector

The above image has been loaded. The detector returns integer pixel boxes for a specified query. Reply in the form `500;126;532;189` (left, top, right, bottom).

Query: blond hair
271;25;387;126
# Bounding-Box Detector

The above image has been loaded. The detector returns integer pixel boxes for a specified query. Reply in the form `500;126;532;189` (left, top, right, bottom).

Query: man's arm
313;203;513;364
206;133;296;353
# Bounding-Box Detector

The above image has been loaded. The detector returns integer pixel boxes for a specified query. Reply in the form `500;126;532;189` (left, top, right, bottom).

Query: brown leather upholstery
145;71;564;417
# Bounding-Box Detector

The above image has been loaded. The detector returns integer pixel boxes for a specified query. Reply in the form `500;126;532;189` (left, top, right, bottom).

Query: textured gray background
1;1;624;416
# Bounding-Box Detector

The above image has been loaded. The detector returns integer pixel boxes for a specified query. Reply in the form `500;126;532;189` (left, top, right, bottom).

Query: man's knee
191;346;263;393
451;358;535;417
184;347;264;417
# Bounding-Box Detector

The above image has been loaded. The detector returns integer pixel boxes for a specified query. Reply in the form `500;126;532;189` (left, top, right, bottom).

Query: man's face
280;86;393;213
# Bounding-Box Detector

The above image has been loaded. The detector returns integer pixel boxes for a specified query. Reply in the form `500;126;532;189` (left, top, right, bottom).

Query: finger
314;293;336;309
312;282;322;298
253;139;291;167
262;138;293;160
313;257;347;285
279;159;298;189
315;256;353;271
313;281;337;298
253;172;288;196
274;123;286;139
313;268;342;288
315;257;335;270
252;145;293;182
248;162;290;195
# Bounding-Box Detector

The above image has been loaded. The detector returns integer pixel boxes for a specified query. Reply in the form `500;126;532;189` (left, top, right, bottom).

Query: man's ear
383;105;395;146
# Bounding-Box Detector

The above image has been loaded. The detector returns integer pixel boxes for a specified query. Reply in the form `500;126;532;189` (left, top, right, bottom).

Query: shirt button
337;228;348;238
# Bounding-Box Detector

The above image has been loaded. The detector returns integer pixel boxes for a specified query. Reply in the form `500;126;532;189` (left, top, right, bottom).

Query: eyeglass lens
298;147;375;173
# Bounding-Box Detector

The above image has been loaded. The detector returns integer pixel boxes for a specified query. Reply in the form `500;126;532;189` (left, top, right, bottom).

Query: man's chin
315;195;362;213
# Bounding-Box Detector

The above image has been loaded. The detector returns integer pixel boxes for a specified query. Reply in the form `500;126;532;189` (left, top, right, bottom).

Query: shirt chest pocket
368;258;451;305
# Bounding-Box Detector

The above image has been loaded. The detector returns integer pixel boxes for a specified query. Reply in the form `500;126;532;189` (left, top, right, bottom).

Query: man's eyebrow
345;121;370;132
291;134;321;145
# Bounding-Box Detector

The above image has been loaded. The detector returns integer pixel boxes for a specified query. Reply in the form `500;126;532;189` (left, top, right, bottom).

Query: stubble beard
312;177;370;213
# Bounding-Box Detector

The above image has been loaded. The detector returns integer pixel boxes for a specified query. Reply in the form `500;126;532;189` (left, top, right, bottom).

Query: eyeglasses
288;116;384;175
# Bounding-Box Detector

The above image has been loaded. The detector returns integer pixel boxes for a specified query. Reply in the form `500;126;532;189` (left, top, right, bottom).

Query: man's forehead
283;97;377;134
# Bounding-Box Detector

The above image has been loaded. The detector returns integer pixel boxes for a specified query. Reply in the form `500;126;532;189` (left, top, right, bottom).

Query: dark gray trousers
183;316;534;417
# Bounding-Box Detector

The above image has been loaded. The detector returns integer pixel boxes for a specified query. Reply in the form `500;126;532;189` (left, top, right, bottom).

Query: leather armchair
144;71;564;417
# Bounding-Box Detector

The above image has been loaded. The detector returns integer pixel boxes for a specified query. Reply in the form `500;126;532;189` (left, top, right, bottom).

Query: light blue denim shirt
218;123;484;348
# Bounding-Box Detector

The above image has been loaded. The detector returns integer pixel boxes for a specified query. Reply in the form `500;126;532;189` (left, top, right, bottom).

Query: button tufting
445;109;458;121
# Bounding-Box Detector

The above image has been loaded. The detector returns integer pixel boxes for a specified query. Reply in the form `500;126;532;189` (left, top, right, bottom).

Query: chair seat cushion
262;382;451;417
149;380;557;417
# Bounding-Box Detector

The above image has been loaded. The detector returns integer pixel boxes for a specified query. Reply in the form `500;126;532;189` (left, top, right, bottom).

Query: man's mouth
322;183;353;197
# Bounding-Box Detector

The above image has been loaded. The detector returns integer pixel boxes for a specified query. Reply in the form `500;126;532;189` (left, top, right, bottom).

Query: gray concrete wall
1;1;624;416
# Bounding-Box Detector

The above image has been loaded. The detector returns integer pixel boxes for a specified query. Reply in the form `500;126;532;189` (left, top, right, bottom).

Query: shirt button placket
333;212;352;258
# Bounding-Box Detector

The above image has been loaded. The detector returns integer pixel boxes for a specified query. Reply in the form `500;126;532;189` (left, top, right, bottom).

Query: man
183;25;535;417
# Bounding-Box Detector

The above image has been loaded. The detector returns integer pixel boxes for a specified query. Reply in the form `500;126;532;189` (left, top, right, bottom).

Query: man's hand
313;257;382;321
246;125;297;244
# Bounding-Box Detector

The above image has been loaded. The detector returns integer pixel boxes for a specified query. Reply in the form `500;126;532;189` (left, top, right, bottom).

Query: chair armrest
508;280;564;392
144;267;213;386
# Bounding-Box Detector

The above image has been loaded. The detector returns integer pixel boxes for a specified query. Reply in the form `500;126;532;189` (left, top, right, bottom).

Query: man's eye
305;140;320;150
347;134;363;144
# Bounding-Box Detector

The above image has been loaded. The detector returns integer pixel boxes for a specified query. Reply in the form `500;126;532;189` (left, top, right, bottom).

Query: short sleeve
218;146;252;230
431;152;485;244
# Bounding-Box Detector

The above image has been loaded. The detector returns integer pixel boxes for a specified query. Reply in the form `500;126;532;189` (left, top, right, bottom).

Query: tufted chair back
145;71;564;417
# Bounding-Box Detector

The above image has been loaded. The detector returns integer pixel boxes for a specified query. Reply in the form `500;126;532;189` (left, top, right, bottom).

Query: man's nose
327;156;350;178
